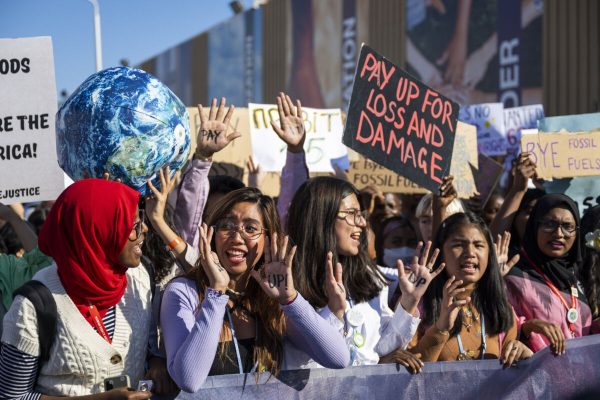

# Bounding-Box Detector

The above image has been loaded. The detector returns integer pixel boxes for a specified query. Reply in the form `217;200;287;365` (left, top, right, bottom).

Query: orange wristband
166;236;183;252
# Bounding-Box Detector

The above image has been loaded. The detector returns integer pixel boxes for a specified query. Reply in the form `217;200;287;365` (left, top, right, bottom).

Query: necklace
461;306;479;331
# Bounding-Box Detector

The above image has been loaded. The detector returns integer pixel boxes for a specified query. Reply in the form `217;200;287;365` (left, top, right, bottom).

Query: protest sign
0;37;65;204
177;335;600;400
521;130;600;179
539;112;600;212
248;104;347;172
474;154;503;208
450;121;478;199
459;102;507;156
348;155;427;193
343;44;459;193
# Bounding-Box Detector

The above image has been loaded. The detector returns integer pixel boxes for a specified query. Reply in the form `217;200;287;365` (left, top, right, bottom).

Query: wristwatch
206;288;223;298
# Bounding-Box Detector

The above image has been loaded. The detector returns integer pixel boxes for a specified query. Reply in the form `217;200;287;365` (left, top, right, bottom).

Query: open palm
196;97;241;158
271;92;306;152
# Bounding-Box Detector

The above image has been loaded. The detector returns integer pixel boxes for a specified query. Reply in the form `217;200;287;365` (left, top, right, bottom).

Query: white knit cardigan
2;263;152;395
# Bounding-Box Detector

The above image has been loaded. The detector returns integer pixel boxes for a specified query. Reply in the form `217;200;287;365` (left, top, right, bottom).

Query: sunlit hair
287;176;387;308
422;212;514;336
415;193;465;219
581;205;600;319
188;187;285;377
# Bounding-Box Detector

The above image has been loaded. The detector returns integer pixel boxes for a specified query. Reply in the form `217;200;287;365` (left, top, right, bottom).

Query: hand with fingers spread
494;231;520;277
325;251;346;321
270;92;306;153
199;223;230;292
522;319;566;356
251;233;298;304
145;166;180;227
247;156;265;189
500;339;533;368
397;241;445;315
435;276;470;332
379;348;424;374
196;97;242;159
512;152;537;193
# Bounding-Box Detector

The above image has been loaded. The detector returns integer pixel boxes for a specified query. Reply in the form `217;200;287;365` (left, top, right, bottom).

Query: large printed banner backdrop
176;336;600;400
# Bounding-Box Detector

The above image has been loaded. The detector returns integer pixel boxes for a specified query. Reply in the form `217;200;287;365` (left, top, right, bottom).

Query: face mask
383;247;416;268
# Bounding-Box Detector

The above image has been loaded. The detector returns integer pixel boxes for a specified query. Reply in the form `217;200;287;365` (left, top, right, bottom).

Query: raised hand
495;231;520;277
325;251;346;320
145;166;180;226
500;339;533;368
251;233;298;304
513;152;537;192
397;241;445;315
270;92;306;153
199;223;230;292
196;97;242;159
522;319;566;356
434;175;458;209
435;276;470;332
379;349;424;374
246;156;265;189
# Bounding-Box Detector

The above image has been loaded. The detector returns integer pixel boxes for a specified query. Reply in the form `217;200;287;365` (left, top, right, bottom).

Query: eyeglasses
538;219;578;237
129;209;145;242
337;209;368;226
214;221;267;240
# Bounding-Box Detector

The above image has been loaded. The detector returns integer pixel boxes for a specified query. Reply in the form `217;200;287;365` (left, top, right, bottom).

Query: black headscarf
519;194;582;291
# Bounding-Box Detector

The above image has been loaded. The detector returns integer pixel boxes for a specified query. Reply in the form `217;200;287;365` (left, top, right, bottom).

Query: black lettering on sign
0;58;31;74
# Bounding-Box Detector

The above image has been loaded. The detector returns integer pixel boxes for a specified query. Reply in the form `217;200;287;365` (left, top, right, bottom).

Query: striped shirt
0;306;116;399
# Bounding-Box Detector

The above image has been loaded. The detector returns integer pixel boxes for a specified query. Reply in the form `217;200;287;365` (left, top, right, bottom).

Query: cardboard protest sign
449;121;478;199
459;102;507;156
0;37;65;204
343;45;459;193
539;112;600;213
474;154;504;208
248;104;347;172
521;130;600;179
348;155;427;193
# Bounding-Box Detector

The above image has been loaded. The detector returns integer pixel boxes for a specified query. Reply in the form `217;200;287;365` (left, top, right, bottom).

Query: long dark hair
287;176;387;308
143;204;178;285
581;205;600;319
422;212;514;336
187;187;286;376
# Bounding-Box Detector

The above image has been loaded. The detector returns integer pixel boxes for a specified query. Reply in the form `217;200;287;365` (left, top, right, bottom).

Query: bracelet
280;292;298;306
166;236;183;252
193;152;212;162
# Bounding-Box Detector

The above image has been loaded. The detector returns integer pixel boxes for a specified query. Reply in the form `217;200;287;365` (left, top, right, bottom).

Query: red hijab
39;179;140;324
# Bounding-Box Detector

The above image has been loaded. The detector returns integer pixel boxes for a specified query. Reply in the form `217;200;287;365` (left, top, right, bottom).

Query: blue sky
0;0;252;98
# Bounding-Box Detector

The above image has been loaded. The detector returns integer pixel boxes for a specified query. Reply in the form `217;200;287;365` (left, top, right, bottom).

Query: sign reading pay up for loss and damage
0;37;65;204
521;130;600;179
342;44;459;193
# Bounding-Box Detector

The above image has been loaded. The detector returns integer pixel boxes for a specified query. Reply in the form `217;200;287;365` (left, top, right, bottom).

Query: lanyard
522;250;578;333
456;313;486;360
88;305;111;344
225;307;259;374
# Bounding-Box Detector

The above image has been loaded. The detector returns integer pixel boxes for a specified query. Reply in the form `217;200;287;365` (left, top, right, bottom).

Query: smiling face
536;207;577;258
214;201;265;277
335;194;367;257
443;224;489;289
118;207;147;268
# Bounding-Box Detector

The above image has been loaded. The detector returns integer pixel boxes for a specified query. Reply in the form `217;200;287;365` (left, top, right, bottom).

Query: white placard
459;102;507;156
0;37;65;204
248;103;347;172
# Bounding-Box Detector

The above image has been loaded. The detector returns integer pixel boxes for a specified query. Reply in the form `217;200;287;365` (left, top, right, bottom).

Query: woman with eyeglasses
160;187;349;392
284;176;442;368
505;193;595;354
0;179;153;398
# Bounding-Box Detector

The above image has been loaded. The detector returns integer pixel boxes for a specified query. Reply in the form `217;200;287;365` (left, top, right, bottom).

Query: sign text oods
343;45;458;192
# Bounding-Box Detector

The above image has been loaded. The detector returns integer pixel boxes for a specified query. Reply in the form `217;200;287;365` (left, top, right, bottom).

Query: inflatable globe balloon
56;67;191;196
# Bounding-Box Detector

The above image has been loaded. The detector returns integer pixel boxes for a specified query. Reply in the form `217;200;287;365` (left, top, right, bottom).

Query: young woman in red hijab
0;179;153;399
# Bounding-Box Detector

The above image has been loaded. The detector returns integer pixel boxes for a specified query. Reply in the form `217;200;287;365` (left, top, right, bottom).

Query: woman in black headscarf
505;194;595;355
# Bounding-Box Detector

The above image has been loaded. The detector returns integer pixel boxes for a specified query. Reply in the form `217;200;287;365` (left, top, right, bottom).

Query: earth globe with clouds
56;66;191;196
